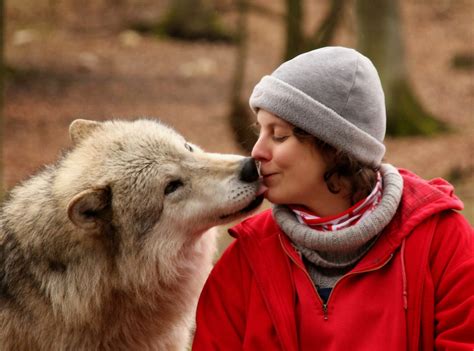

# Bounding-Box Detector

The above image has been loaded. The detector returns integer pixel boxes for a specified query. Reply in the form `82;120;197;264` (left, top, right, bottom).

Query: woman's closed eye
272;125;292;142
272;135;290;142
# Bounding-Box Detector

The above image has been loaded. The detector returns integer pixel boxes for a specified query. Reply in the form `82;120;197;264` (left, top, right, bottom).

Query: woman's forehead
256;109;294;128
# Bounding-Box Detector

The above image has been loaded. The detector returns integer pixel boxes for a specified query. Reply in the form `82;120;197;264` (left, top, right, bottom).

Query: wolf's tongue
257;184;268;196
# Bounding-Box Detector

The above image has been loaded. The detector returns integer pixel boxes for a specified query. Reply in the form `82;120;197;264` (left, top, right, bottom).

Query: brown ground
4;0;474;224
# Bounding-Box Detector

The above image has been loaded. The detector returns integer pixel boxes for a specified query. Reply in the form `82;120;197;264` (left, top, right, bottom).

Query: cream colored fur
0;119;262;350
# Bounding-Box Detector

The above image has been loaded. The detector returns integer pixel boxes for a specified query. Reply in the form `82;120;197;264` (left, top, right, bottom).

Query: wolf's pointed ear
69;119;101;145
67;187;112;230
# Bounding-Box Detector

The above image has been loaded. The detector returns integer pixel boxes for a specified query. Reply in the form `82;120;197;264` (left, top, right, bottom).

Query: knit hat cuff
249;75;385;167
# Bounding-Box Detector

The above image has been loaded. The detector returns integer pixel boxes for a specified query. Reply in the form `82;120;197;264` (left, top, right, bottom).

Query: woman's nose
251;135;270;161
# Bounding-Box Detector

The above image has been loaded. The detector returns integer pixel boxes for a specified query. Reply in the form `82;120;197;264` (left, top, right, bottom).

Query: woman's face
251;110;329;208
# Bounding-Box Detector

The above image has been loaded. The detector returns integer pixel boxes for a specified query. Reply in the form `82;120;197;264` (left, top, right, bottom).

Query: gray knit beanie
249;46;386;167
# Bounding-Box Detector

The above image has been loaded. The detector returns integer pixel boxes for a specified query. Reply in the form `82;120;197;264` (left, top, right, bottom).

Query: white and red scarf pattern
291;172;383;231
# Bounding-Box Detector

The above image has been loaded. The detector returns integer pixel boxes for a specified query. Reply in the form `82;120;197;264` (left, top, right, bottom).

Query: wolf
0;119;264;350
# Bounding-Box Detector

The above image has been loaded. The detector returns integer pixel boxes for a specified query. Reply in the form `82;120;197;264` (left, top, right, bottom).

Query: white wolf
0;119;264;350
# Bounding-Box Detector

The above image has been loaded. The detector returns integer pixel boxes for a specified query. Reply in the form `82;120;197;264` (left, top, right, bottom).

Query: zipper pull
323;303;328;321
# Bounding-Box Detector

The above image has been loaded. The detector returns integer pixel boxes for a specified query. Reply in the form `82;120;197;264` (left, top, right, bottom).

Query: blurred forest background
2;0;473;243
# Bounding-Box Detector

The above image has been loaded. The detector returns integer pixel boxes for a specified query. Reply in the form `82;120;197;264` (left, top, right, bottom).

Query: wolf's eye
184;143;193;152
164;180;184;195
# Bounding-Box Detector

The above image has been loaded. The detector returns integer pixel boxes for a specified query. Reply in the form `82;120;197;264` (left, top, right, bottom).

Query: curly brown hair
292;127;379;205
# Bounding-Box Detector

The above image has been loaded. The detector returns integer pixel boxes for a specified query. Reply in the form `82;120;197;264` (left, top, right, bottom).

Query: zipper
278;234;394;321
278;235;328;318
322;303;329;321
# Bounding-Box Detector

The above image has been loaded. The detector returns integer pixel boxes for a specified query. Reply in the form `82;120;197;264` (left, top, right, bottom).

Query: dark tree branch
309;0;346;49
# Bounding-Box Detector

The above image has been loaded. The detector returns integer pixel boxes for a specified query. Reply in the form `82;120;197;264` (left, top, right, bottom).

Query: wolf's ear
67;187;112;230
69;119;102;145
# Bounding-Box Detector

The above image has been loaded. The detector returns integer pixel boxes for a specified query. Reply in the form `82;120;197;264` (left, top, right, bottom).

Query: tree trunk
309;0;346;50
356;0;446;136
229;0;256;153
284;0;346;58
284;0;304;60
0;0;4;197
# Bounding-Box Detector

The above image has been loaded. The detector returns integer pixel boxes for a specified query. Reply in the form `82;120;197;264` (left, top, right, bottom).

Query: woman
192;47;473;350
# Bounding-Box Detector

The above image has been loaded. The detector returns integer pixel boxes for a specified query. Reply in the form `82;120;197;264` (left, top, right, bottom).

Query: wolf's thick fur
0;119;263;350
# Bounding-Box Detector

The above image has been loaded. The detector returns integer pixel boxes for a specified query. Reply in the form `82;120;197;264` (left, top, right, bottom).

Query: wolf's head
53;119;263;282
0;119;264;348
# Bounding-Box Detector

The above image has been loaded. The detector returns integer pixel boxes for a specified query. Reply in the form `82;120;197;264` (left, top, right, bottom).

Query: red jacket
193;169;474;350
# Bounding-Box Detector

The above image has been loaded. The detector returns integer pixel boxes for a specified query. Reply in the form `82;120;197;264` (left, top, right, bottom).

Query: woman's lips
262;173;276;179
262;173;277;186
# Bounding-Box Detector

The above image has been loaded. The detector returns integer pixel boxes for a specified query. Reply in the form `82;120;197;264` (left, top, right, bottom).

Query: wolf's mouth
219;194;265;220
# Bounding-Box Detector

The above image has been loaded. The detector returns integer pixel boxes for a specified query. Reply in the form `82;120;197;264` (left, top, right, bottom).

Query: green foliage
386;80;448;136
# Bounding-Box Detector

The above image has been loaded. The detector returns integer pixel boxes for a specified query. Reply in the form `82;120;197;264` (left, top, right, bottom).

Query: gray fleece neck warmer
273;164;403;289
249;46;386;167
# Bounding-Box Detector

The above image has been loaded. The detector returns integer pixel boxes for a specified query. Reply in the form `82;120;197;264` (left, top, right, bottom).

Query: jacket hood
395;169;464;231
382;168;463;246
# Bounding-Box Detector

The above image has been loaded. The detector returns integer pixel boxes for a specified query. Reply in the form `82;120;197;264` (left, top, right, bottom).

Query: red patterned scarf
290;172;383;231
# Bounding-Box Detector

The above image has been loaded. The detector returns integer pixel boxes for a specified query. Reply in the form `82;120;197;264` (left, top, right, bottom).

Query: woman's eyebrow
257;121;292;130
271;122;292;130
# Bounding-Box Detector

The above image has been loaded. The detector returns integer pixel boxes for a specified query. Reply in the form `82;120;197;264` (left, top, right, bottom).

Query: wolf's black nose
239;158;259;183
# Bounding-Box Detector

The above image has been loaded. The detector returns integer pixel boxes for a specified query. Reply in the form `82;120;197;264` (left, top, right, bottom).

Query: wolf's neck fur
1;166;216;350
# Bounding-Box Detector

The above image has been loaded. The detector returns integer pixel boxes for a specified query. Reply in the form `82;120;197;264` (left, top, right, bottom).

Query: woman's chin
264;191;284;205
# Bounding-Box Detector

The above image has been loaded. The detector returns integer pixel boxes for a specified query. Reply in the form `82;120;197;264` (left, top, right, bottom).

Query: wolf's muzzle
239;158;259;183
